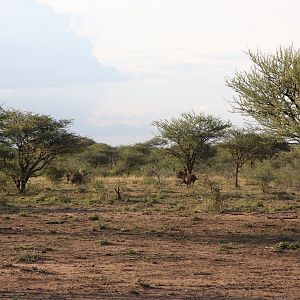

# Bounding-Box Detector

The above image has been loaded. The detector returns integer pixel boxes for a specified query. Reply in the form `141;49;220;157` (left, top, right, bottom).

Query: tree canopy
226;46;300;141
0;108;88;193
222;129;289;187
81;143;117;170
152;111;231;173
114;144;150;176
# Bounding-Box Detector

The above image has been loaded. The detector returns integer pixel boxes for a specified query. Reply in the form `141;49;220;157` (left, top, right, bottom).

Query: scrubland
0;176;299;299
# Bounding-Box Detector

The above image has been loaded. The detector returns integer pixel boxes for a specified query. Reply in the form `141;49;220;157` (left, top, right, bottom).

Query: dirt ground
0;204;300;299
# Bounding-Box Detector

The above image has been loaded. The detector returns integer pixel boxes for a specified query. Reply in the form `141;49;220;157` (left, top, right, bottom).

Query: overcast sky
1;0;300;145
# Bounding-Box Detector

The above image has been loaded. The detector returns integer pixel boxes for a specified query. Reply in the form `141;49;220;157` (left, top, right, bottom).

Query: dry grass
0;194;299;299
0;174;300;299
8;175;296;213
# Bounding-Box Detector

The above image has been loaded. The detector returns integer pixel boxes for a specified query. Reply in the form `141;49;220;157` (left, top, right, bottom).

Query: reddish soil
0;206;299;299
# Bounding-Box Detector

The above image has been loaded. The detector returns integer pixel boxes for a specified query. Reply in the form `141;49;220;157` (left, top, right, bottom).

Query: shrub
92;180;109;201
272;241;300;252
0;172;12;194
45;166;65;184
89;214;100;221
201;175;224;212
275;165;300;190
0;197;9;207
99;239;113;246
252;161;275;193
16;252;42;263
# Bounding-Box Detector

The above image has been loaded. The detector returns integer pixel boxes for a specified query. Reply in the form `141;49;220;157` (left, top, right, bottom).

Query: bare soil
0;205;300;299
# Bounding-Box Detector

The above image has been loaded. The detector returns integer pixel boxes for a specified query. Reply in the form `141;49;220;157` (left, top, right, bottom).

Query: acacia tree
226;46;300;141
222;129;289;187
114;144;150;176
152;111;231;174
81;143;117;170
0;108;87;193
142;138;175;182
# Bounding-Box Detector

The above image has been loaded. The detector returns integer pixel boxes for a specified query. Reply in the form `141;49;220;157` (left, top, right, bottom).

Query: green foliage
36;194;72;205
16;252;42;263
252;161;275;193
226;46;300;141
80;143;117;170
201;175;224;212
222;129;289;187
219;243;234;253
229;199;268;213
92;180;109;201
0;195;9;207
153;111;231;173
272;241;300;252
99;239;113;246
45;165;65;184
276;167;300;190
207;145;233;179
89;214;100;221
272;145;300;189
0;108;87;193
114;144;150;175
143;147;176;179
66;138;179;178
0;172;11;194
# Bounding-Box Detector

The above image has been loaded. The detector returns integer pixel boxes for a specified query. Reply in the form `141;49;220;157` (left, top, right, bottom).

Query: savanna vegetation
0;46;300;299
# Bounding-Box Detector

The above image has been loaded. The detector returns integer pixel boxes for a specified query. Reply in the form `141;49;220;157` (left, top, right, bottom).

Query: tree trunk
235;162;239;188
185;164;193;174
114;186;123;201
14;177;28;194
156;174;161;184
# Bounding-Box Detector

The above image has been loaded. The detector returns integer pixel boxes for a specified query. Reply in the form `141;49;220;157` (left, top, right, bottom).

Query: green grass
125;249;141;256
16;252;42;263
272;241;300;252
99;239;114;246
218;243;235;253
226;199;269;213
88;214;100;221
91;223;110;231
2;175;300;218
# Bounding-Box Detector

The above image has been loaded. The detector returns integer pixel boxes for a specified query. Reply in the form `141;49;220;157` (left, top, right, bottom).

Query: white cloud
37;0;300;77
86;69;241;128
0;0;123;89
88;108;155;127
0;89;15;99
4;0;300;145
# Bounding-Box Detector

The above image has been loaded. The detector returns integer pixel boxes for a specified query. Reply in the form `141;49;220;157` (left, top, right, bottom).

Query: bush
0;196;9;207
92;180;109;201
201;175;224;212
0;172;12;194
274;165;300;190
16;252;42;263
272;241;300;252
252;161;275;193
89;214;100;221
45;166;65;184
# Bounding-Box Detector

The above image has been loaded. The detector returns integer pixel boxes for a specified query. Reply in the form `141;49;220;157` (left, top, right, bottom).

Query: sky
1;0;300;145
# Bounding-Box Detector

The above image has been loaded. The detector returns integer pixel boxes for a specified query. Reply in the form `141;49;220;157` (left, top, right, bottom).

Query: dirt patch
0;206;299;299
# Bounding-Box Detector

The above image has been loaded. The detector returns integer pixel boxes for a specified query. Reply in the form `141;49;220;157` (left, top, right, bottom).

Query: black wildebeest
177;170;197;187
65;171;84;184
